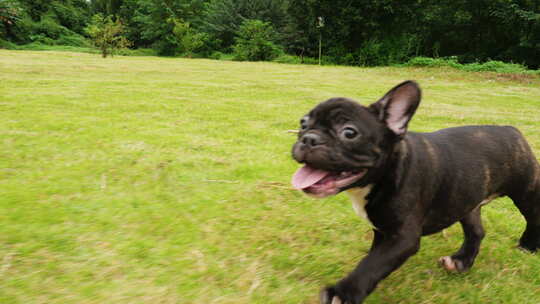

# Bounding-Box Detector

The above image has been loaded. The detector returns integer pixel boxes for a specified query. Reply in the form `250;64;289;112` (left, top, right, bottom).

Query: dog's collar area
346;185;376;228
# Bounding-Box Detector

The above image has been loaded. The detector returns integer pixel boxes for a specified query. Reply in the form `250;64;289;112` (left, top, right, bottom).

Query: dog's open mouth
292;165;367;198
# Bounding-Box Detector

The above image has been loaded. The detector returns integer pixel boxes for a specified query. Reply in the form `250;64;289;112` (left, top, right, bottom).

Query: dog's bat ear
369;80;421;136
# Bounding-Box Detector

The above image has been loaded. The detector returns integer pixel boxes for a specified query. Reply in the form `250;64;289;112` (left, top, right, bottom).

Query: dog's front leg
321;227;421;304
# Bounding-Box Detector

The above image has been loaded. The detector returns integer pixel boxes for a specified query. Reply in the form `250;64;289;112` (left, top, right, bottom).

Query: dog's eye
300;117;309;130
341;127;358;139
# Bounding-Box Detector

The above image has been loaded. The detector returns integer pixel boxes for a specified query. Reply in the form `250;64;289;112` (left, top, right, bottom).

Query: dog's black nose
301;133;323;147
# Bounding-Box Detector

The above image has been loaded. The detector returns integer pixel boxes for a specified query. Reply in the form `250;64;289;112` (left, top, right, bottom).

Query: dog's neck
367;136;410;186
346;185;375;228
346;138;410;229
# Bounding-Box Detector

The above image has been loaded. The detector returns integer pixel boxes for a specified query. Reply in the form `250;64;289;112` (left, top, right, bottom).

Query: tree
5;0;90;45
90;0;124;16
85;13;130;57
1;0;538;68
121;0;207;55
413;0;539;67
203;0;289;50
51;0;91;34
172;18;207;57
233;19;282;61
0;0;22;40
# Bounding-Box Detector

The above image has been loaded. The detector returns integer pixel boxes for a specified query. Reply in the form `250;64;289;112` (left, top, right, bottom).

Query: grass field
1;50;540;304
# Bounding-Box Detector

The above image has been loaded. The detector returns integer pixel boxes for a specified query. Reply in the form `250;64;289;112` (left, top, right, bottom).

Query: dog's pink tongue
292;165;331;190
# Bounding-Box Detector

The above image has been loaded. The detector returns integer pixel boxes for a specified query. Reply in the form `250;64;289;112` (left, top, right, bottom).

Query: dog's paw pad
438;256;456;271
331;296;343;304
320;288;346;304
320;289;331;304
438;256;464;272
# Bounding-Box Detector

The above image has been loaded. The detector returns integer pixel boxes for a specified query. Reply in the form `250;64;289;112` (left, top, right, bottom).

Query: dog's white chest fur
346;185;374;227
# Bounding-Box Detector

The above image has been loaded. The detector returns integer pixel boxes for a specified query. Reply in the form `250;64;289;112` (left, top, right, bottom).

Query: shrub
55;33;89;47
14;42;96;53
49;0;89;34
405;56;461;68
85;14;131;58
172;19;208;57
461;61;528;73
0;38;16;49
273;54;301;64
29;34;55;45
405;57;533;74
33;16;70;40
356;39;384;66
273;54;318;65
6;14;32;43
233;19;282;61
0;0;23;40
327;35;420;67
116;48;157;57
301;57;320;65
209;51;224;60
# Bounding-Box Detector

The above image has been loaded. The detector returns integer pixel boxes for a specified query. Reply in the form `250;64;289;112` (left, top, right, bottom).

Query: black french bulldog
291;81;540;304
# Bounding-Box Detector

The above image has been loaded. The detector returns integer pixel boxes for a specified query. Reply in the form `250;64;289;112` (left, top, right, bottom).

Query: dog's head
291;81;421;197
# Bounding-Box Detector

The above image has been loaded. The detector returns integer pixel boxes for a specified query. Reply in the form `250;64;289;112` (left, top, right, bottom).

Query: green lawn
1;50;539;304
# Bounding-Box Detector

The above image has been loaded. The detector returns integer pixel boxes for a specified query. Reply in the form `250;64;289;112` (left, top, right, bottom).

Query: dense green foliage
202;0;289;50
172;18;209;57
404;56;535;74
1;0;538;68
85;13;130;57
233;19;282;61
0;0;90;46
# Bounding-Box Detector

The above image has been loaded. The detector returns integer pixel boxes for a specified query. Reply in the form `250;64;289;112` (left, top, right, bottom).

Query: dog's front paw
438;256;466;272
320;287;344;304
320;285;364;304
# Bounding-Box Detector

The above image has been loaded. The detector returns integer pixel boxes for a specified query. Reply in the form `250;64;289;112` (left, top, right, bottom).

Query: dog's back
404;125;540;235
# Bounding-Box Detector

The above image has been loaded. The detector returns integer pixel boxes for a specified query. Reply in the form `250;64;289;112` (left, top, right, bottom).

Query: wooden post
319;32;322;65
317;17;324;66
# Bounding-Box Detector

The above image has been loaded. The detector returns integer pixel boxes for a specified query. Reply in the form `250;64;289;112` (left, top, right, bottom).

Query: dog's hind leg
510;181;540;252
439;207;485;272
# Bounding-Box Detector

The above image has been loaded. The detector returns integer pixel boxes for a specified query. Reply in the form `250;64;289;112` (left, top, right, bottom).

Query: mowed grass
1;50;540;304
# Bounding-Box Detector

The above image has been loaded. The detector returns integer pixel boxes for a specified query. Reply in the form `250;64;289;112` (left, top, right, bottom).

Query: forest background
0;0;539;69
